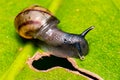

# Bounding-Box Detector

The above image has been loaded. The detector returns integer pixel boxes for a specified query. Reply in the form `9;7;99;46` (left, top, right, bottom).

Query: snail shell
15;5;59;39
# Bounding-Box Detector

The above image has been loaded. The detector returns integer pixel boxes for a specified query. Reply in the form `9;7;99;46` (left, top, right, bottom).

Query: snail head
74;26;94;60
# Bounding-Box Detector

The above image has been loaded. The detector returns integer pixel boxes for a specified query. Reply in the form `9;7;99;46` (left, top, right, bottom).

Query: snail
14;5;94;60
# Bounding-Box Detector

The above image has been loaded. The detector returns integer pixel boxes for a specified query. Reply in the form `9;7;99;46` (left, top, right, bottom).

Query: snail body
15;5;94;60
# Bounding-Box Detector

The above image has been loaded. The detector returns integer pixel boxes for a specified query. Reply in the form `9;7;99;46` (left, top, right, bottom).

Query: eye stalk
81;26;94;37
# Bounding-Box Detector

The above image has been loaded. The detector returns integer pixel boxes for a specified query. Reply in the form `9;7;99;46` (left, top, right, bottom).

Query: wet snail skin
14;5;94;60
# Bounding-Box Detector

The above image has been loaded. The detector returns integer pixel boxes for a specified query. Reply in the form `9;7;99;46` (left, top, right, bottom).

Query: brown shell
14;5;54;39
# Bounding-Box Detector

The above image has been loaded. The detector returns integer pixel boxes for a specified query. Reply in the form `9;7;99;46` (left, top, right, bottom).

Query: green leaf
0;0;120;80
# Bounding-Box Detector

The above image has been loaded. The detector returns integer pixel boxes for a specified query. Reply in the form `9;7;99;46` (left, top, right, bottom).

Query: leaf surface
0;0;120;80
